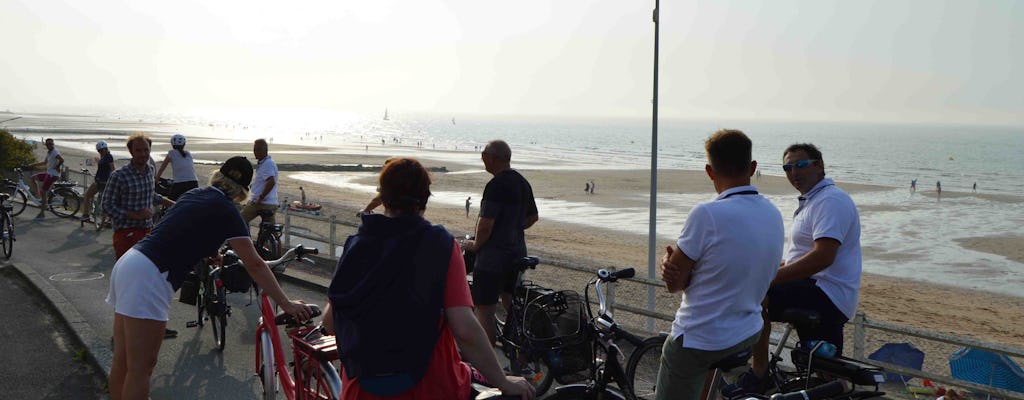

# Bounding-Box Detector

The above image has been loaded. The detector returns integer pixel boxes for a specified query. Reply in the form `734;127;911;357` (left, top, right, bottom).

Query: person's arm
155;155;170;180
524;214;538;230
253;176;275;205
55;154;64;171
322;302;334;335
773;238;839;285
361;193;382;213
661;244;696;293
468;216;495;253
448;306;535;399
228;237;312;320
102;172;125;221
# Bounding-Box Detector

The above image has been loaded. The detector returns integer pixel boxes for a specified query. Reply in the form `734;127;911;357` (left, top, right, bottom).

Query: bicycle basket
220;262;252;293
521;290;591;376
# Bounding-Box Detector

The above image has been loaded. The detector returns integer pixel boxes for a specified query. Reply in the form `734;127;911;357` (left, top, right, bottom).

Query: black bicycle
1;193;15;259
184;248;254;351
254;209;283;260
625;308;886;400
543;267;651;400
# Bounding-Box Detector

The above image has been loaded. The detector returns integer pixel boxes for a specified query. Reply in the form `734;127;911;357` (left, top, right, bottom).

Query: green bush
1;129;37;171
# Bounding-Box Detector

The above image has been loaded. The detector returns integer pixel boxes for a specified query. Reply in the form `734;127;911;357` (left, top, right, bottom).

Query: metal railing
65;167;1024;399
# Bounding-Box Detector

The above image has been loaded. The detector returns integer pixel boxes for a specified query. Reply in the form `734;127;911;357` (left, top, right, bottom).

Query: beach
16;124;1024;380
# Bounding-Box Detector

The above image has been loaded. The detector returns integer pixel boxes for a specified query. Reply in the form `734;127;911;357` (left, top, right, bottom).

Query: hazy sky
1;0;1021;125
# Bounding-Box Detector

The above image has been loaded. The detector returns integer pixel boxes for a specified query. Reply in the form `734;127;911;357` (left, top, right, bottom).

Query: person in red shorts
25;138;64;219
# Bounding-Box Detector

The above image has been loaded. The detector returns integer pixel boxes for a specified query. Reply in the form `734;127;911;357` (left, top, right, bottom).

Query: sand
40;132;1024;382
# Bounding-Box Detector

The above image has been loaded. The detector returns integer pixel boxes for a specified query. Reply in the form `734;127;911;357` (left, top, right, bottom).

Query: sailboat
383;108;389;121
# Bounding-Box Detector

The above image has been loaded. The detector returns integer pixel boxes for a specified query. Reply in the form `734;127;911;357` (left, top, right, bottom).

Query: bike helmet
95;141;108;151
171;134;187;146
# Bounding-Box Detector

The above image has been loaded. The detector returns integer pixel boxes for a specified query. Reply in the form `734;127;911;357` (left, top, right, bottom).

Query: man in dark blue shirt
81;141;115;222
465;140;539;345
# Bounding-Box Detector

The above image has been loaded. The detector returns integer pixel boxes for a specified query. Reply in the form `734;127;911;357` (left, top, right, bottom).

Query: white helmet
171;134;187;146
95;141;108;151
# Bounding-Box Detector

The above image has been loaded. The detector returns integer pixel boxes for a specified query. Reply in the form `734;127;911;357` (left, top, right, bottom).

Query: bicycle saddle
274;304;323;326
710;347;753;372
511;256;540;271
779;308;821;330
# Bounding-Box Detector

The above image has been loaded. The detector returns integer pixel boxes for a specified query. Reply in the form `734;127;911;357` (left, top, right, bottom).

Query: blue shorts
766;278;849;355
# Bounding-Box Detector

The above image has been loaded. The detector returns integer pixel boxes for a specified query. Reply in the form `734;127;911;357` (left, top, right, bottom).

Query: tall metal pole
647;0;660;332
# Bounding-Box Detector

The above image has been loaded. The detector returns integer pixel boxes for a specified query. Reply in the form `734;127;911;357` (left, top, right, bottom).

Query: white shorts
105;248;174;321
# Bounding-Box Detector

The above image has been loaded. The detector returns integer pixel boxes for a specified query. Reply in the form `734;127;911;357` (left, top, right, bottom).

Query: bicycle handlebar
769;380;848;400
265;244;319;273
273;303;323;326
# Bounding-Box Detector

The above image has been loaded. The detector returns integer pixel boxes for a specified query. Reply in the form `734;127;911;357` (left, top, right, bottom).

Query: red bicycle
254;245;342;400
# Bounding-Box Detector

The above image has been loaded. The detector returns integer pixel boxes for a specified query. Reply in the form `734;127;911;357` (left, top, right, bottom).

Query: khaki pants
655;331;760;400
240;203;278;225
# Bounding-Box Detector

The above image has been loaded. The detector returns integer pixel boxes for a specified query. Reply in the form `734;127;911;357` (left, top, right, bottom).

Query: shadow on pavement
0;265;108;400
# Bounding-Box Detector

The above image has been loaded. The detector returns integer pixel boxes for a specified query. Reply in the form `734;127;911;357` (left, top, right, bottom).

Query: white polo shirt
45;149;62;177
250;155;278;205
671;185;785;351
784;178;862;319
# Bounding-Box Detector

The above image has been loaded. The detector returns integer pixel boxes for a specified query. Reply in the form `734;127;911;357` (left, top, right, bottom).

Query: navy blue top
95;153;114;183
135;186;250;290
475;169;538;272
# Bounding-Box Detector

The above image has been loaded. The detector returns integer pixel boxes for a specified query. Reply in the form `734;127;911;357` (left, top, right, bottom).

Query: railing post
283;207;291;248
329;215;337;258
853;312;866;359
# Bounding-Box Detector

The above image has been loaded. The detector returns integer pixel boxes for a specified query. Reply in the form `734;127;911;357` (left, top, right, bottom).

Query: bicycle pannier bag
220;262;252;293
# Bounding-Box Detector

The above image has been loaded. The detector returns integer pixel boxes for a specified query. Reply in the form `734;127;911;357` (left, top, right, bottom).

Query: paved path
2;209;332;399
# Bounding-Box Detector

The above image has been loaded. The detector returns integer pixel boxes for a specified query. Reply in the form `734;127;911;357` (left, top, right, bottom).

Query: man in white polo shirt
730;143;862;395
656;130;784;400
241;138;279;224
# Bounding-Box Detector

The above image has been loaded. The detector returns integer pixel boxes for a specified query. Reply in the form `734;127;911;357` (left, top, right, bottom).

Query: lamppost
647;0;660;332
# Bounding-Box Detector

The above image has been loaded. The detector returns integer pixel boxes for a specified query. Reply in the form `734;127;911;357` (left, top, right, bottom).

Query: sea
6;110;1024;297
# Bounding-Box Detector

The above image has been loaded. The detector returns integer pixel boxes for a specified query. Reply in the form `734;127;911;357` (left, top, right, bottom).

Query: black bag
220;262;252;293
178;271;199;305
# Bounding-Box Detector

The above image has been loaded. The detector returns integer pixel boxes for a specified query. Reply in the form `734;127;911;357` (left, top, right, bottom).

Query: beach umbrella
868;342;925;383
949;347;1024;393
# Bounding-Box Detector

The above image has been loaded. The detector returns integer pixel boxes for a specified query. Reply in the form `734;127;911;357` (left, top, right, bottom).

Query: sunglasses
782;159;818;172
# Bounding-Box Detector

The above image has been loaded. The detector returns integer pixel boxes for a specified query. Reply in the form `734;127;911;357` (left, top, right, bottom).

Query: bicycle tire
49;188;81;218
543;386;628;400
496;317;554;396
4;187;26;217
259;331;278;400
210;285;227;351
297;358;342;400
624;335;665;400
2;212;13;259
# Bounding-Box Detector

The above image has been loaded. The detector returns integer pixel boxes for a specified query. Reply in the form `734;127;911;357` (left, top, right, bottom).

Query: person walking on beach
973;182;977;193
910;179;917;193
936;180;942;201
465;196;472;218
656;130;784;400
155;134;199;201
728;143;862;395
241;139;279;224
464;140;539;345
25;138;64;219
584;181;590;194
80;141;115;222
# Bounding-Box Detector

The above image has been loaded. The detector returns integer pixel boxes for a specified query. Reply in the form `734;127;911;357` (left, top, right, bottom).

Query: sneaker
722;368;769;398
164;328;178;339
79;214;91;222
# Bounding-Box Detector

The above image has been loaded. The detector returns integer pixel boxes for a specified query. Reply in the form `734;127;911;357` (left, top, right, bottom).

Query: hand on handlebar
280;300;313;323
498;376;535;400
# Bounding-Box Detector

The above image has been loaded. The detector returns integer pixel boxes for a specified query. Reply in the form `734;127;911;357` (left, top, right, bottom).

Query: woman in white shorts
106;156;312;400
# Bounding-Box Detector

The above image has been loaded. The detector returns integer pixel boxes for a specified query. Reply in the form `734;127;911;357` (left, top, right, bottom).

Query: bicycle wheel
259;331;278;400
2;212;13;260
625;336;666;400
210;285;228;351
49;189;81;218
298;358;342;400
4;187;26;217
543;386;627;400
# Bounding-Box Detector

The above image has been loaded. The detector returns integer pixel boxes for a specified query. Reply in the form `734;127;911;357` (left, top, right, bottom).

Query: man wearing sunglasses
728;143;862;396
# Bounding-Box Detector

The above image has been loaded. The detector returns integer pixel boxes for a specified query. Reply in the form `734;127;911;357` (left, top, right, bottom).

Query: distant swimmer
936;180;942;201
973;182;977;193
910;179;917;193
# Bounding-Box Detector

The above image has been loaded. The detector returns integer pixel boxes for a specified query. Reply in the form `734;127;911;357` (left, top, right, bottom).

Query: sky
0;0;1021;125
